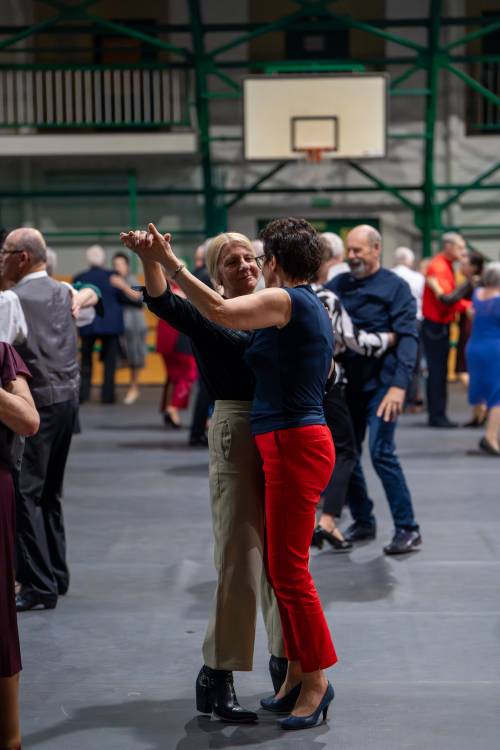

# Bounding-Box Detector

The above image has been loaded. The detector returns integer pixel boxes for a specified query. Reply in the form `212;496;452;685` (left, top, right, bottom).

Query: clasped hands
120;223;178;274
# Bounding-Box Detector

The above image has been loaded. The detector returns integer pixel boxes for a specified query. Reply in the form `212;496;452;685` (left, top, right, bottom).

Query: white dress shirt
0;289;28;344
391;264;425;320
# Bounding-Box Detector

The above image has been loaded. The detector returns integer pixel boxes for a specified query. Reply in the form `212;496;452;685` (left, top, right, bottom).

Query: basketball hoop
305;148;325;164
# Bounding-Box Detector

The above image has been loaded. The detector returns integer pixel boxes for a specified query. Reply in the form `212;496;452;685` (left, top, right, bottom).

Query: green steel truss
1;0;500;253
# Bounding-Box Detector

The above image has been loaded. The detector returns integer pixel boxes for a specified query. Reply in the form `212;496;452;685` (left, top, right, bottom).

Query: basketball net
305;148;324;164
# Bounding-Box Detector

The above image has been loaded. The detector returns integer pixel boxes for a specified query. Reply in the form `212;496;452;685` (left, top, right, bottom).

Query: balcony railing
0;65;191;130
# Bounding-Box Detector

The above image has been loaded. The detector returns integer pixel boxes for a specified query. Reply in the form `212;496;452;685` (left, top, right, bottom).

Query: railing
0;65;191;130
467;62;500;134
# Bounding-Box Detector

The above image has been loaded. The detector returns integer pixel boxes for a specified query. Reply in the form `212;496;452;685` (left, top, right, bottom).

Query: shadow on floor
311;553;398;603
23;697;330;749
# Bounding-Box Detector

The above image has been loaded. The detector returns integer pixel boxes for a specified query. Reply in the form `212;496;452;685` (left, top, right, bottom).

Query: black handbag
0;422;25;471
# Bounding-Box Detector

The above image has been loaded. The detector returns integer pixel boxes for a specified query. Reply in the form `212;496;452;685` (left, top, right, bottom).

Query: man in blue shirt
326;225;421;555
73;245;125;404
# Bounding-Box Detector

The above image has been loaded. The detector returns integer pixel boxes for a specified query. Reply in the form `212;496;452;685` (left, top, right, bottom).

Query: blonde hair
206;232;255;287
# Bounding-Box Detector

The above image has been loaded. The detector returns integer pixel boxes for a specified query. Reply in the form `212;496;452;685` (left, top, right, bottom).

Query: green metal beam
0;14;62;51
346;162;417;211
188;0;224;236
225;163;288;209
85;13;190;60
420;0;442;257
446;63;500;108
439;162;500;210
322;9;426;52
210;7;308;58
444;18;500;52
390;63;425;89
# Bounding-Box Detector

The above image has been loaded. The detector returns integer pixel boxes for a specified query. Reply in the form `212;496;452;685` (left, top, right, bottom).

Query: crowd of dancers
1;219;500;746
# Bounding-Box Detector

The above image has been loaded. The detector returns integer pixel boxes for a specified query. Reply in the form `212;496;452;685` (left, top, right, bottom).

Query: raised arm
120;224;291;330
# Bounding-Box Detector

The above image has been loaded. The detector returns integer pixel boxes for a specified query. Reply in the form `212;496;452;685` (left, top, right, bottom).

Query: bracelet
170;263;185;280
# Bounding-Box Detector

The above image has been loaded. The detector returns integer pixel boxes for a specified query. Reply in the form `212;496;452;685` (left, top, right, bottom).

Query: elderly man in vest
1;228;80;611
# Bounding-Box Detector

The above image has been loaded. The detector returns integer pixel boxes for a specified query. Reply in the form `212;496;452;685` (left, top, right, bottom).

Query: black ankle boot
195;665;258;723
268;655;288;694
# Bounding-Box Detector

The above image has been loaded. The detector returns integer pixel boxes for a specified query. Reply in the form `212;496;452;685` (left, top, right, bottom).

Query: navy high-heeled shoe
280;682;334;730
260;682;301;714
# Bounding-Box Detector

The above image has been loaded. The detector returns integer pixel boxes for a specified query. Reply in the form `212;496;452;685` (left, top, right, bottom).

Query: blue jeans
346;386;418;531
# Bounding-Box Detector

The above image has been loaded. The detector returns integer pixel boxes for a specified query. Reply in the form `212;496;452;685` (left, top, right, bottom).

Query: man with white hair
73;245;125;404
392;246;425;320
1;227;80;610
322;232;350;280
422;232;471;427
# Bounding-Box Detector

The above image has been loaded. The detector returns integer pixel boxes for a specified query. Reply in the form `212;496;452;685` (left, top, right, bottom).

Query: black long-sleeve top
144;288;255;401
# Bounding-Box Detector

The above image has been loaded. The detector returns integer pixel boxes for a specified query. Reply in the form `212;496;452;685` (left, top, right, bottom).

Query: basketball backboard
243;73;388;161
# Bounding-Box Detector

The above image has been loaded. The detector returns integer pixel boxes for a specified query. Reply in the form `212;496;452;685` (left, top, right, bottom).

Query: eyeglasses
255;254;266;269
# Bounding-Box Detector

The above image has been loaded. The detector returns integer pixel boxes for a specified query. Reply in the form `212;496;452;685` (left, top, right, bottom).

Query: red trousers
255;424;338;673
160;353;197;410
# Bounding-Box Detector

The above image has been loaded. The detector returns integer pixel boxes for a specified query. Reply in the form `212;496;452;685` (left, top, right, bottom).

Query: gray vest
14;276;80;408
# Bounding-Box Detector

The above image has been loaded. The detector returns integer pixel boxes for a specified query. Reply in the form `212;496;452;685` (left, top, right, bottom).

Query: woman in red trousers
121;217;337;731
156;282;197;428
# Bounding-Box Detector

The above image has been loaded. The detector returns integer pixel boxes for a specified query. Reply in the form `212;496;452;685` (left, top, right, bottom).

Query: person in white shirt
392;246;425;320
0;288;27;344
323;232;350;280
392;246;425;409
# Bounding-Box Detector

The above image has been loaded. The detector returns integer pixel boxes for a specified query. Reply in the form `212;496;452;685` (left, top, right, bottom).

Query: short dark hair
260;217;322;281
468;250;485;275
112;251;130;266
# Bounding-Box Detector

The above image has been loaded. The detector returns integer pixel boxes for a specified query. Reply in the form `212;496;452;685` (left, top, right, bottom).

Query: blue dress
466;290;500;408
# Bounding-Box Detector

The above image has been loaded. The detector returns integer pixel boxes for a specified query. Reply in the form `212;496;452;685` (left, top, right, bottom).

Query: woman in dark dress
0;342;39;750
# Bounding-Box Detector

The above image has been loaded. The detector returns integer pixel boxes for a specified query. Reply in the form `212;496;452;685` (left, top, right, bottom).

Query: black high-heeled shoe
260;682;301;714
195;665;258;723
163;412;182;429
311;527;324;549
313;525;352;552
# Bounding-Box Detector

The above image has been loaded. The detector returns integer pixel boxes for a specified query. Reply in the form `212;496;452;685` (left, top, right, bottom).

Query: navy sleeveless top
244;285;333;435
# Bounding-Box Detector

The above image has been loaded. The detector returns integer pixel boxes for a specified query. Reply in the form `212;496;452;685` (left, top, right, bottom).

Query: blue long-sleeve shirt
326;268;418;392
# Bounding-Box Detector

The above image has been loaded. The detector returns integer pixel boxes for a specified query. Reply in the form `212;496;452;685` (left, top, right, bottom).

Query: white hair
482;261;500;288
45;247;58;276
320;232;344;260
251;239;264;254
86;244;106;267
441;232;463;248
394;246;415;268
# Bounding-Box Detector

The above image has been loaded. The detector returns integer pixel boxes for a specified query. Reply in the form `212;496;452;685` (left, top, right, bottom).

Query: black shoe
478;437;500;456
428;418;458;428
188;434;209;447
16;589;57;612
195;666;258;723
269;655;288;694
463;417;487;428
261;682;301;714
163;413;182;429
343;522;376;543
313;525;352;553
383;529;422;555
311;526;324;549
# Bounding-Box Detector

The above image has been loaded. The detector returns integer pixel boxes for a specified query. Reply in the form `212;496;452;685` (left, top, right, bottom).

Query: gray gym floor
19;385;500;749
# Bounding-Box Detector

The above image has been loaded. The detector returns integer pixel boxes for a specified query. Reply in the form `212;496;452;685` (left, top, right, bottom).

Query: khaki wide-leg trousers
202;400;285;671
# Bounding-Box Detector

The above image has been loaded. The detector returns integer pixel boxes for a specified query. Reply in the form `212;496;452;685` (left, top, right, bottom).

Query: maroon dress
0;342;31;677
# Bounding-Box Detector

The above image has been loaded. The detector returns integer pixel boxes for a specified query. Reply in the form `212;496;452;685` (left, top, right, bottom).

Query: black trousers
15;399;76;597
321;383;358;517
421;319;450;422
189;379;213;441
80;334;119;404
